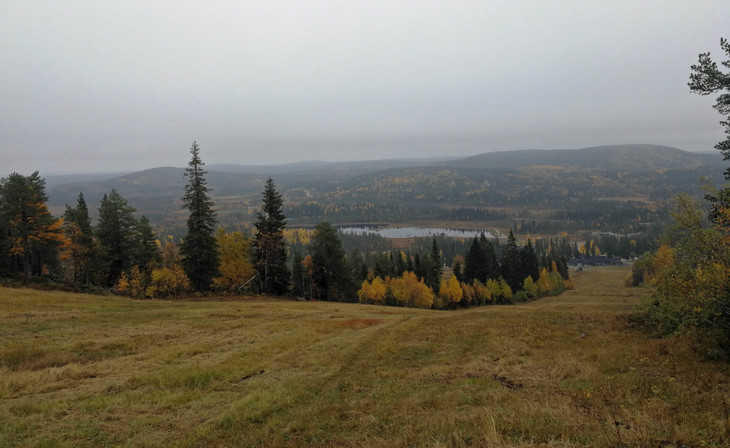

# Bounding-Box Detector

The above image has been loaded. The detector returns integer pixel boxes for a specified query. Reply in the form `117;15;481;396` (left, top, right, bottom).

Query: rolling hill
46;145;726;235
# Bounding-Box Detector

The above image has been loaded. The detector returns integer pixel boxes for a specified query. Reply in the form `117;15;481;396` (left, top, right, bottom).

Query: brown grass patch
1;267;729;447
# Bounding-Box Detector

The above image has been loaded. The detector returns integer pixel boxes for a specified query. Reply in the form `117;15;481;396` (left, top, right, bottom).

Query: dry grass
1;266;729;447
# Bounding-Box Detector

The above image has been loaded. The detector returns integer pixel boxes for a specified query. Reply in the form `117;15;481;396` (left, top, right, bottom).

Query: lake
339;226;496;239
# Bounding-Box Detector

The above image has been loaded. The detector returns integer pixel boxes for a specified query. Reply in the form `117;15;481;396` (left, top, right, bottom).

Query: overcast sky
1;1;729;175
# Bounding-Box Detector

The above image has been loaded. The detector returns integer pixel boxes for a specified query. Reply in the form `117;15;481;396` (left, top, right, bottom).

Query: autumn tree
358;276;387;304
386;271;434;309
252;177;290;295
180;142;220;292
147;238;191;298
642;195;730;355
97;189;138;286
213;228;255;292
437;275;463;309
0;172;66;279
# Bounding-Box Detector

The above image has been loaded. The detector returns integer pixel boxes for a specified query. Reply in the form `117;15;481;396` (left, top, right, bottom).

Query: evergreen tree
134;216;160;274
480;233;499;280
500;230;522;292
180;141;220;292
64;192;96;284
97;189;138;286
252;177;290;295
464;236;486;283
422;237;442;291
453;259;463;283
291;250;306;298
309;221;353;301
0;172;65;279
520;238;540;282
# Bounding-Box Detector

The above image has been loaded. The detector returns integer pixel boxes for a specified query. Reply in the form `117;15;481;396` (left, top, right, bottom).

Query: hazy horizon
2;1;729;176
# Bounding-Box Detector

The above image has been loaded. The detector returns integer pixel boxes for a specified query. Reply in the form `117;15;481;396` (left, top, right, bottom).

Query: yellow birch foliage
213;229;255;292
146;265;191;298
499;279;513;302
386;271;434;309
460;282;475;306
472;280;492;304
357;276;387;304
522;276;538;298
448;275;463;305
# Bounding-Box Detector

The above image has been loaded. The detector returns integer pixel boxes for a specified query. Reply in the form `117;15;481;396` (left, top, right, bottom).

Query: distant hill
46;145;727;235
449;144;718;170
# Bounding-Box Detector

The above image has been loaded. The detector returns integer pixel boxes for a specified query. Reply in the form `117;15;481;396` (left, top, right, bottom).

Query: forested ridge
45;144;723;236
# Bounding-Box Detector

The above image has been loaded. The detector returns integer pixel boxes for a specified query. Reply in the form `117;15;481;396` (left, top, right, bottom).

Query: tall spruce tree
97;189;138;286
464;236;486;283
252;177;290;295
309;221;353;301
422;237;442;291
64;192;96;284
134;216;160;274
500;230;522;292
520;238;540;282
480;233;499;281
180;142;220;292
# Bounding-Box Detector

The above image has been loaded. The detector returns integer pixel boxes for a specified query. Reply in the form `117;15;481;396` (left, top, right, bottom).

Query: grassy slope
1;267;728;447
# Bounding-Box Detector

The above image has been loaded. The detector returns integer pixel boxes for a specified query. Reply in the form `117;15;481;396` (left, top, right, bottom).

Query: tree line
1;141;576;307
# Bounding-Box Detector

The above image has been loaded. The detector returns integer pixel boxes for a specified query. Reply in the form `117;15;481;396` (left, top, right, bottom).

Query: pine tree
252;177;290;295
180;142;220;292
689;38;730;233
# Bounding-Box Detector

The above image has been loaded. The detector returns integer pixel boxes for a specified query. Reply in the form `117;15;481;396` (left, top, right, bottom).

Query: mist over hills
45;144;726;234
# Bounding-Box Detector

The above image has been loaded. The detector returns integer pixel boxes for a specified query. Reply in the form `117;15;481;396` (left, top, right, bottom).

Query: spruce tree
252;177;290;295
291;250;306;298
422;237;442;291
480;233;499;281
134;216;160;274
520;238;540;282
309;221;352;301
464;236;486;283
64;192;96;284
97;189;138;286
180;142;220;292
500;230;522;292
